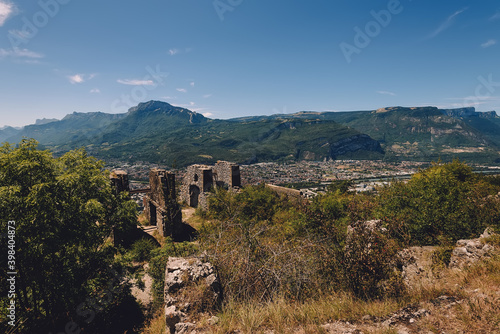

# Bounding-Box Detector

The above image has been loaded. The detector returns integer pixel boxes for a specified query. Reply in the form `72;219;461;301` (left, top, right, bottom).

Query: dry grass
418;254;500;333
138;212;150;226
139;248;500;334
210;293;403;334
183;206;205;231
141;310;167;334
207;253;500;333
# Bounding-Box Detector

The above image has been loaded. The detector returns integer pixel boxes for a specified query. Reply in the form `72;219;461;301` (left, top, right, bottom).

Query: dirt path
182;207;196;222
130;263;153;309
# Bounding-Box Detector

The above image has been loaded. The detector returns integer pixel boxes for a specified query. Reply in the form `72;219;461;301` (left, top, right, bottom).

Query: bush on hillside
377;160;500;245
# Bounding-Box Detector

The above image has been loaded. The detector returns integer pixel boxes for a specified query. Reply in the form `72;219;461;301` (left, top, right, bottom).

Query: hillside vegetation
2;143;500;333
245;106;500;163
2;102;500;166
2;101;383;166
140;160;500;333
0;140;142;333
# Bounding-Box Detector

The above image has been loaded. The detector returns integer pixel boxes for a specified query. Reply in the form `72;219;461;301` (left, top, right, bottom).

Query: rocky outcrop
376;106;440;114
398;246;437;288
479;110;498;119
127;100;208;124
441;107;498;119
440;107;477;118
449;228;496;269
329;134;384;159
164;257;222;334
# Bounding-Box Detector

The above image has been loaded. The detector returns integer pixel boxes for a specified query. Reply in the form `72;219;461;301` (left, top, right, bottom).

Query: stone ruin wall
110;170;130;194
214;160;241;188
265;183;303;198
181;161;241;210
143;168;182;237
112;162;241;236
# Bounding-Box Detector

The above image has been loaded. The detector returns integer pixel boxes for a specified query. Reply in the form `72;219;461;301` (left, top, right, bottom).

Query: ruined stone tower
143;168;183;237
181;161;241;210
110;169;130;194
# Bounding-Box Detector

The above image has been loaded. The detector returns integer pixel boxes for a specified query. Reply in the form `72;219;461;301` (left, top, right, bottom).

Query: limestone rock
165;305;186;334
381;305;429;327
449;228;496;269
164;256;222;333
175;322;196;334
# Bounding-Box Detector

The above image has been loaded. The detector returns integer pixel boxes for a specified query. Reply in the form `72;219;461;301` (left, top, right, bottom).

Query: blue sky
0;0;499;127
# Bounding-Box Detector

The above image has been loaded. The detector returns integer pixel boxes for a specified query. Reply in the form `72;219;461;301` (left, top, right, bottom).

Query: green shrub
127;238;157;263
341;221;403;299
377;161;500;245
431;246;454;272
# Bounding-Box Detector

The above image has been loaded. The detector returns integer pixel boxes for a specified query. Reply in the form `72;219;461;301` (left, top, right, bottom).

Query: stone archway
189;185;200;208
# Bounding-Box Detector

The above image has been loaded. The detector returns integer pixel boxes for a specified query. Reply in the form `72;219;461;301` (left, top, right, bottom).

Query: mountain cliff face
93;101;209;145
91;116;384;166
329;134;384;159
268;106;500;163
441;107;498;119
126;101;207;124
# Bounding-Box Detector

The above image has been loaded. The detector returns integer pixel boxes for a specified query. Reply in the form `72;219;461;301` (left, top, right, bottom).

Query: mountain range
2;101;499;166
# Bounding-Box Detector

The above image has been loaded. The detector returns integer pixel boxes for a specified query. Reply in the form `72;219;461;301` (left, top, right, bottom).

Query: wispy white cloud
90;88;101;94
168;47;193;56
190;82;195;87
0;47;43;59
428;8;468;39
490;12;500;21
202;112;214;117
67;73;97;84
0;1;16;26
117;79;155;86
176;88;187;93
481;39;497;48
203;94;212;98
377;90;396;96
68;74;84;84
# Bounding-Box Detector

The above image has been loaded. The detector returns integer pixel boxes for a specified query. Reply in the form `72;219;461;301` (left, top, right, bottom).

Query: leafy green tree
378;160;500;245
327;179;353;194
207;183;288;222
0;139;137;331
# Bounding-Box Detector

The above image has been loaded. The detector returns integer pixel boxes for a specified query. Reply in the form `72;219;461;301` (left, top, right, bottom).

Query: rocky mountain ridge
1;102;499;165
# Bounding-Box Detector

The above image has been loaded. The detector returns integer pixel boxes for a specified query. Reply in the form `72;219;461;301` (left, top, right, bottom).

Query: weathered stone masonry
181;161;241;210
110;169;130;194
143;168;183;237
